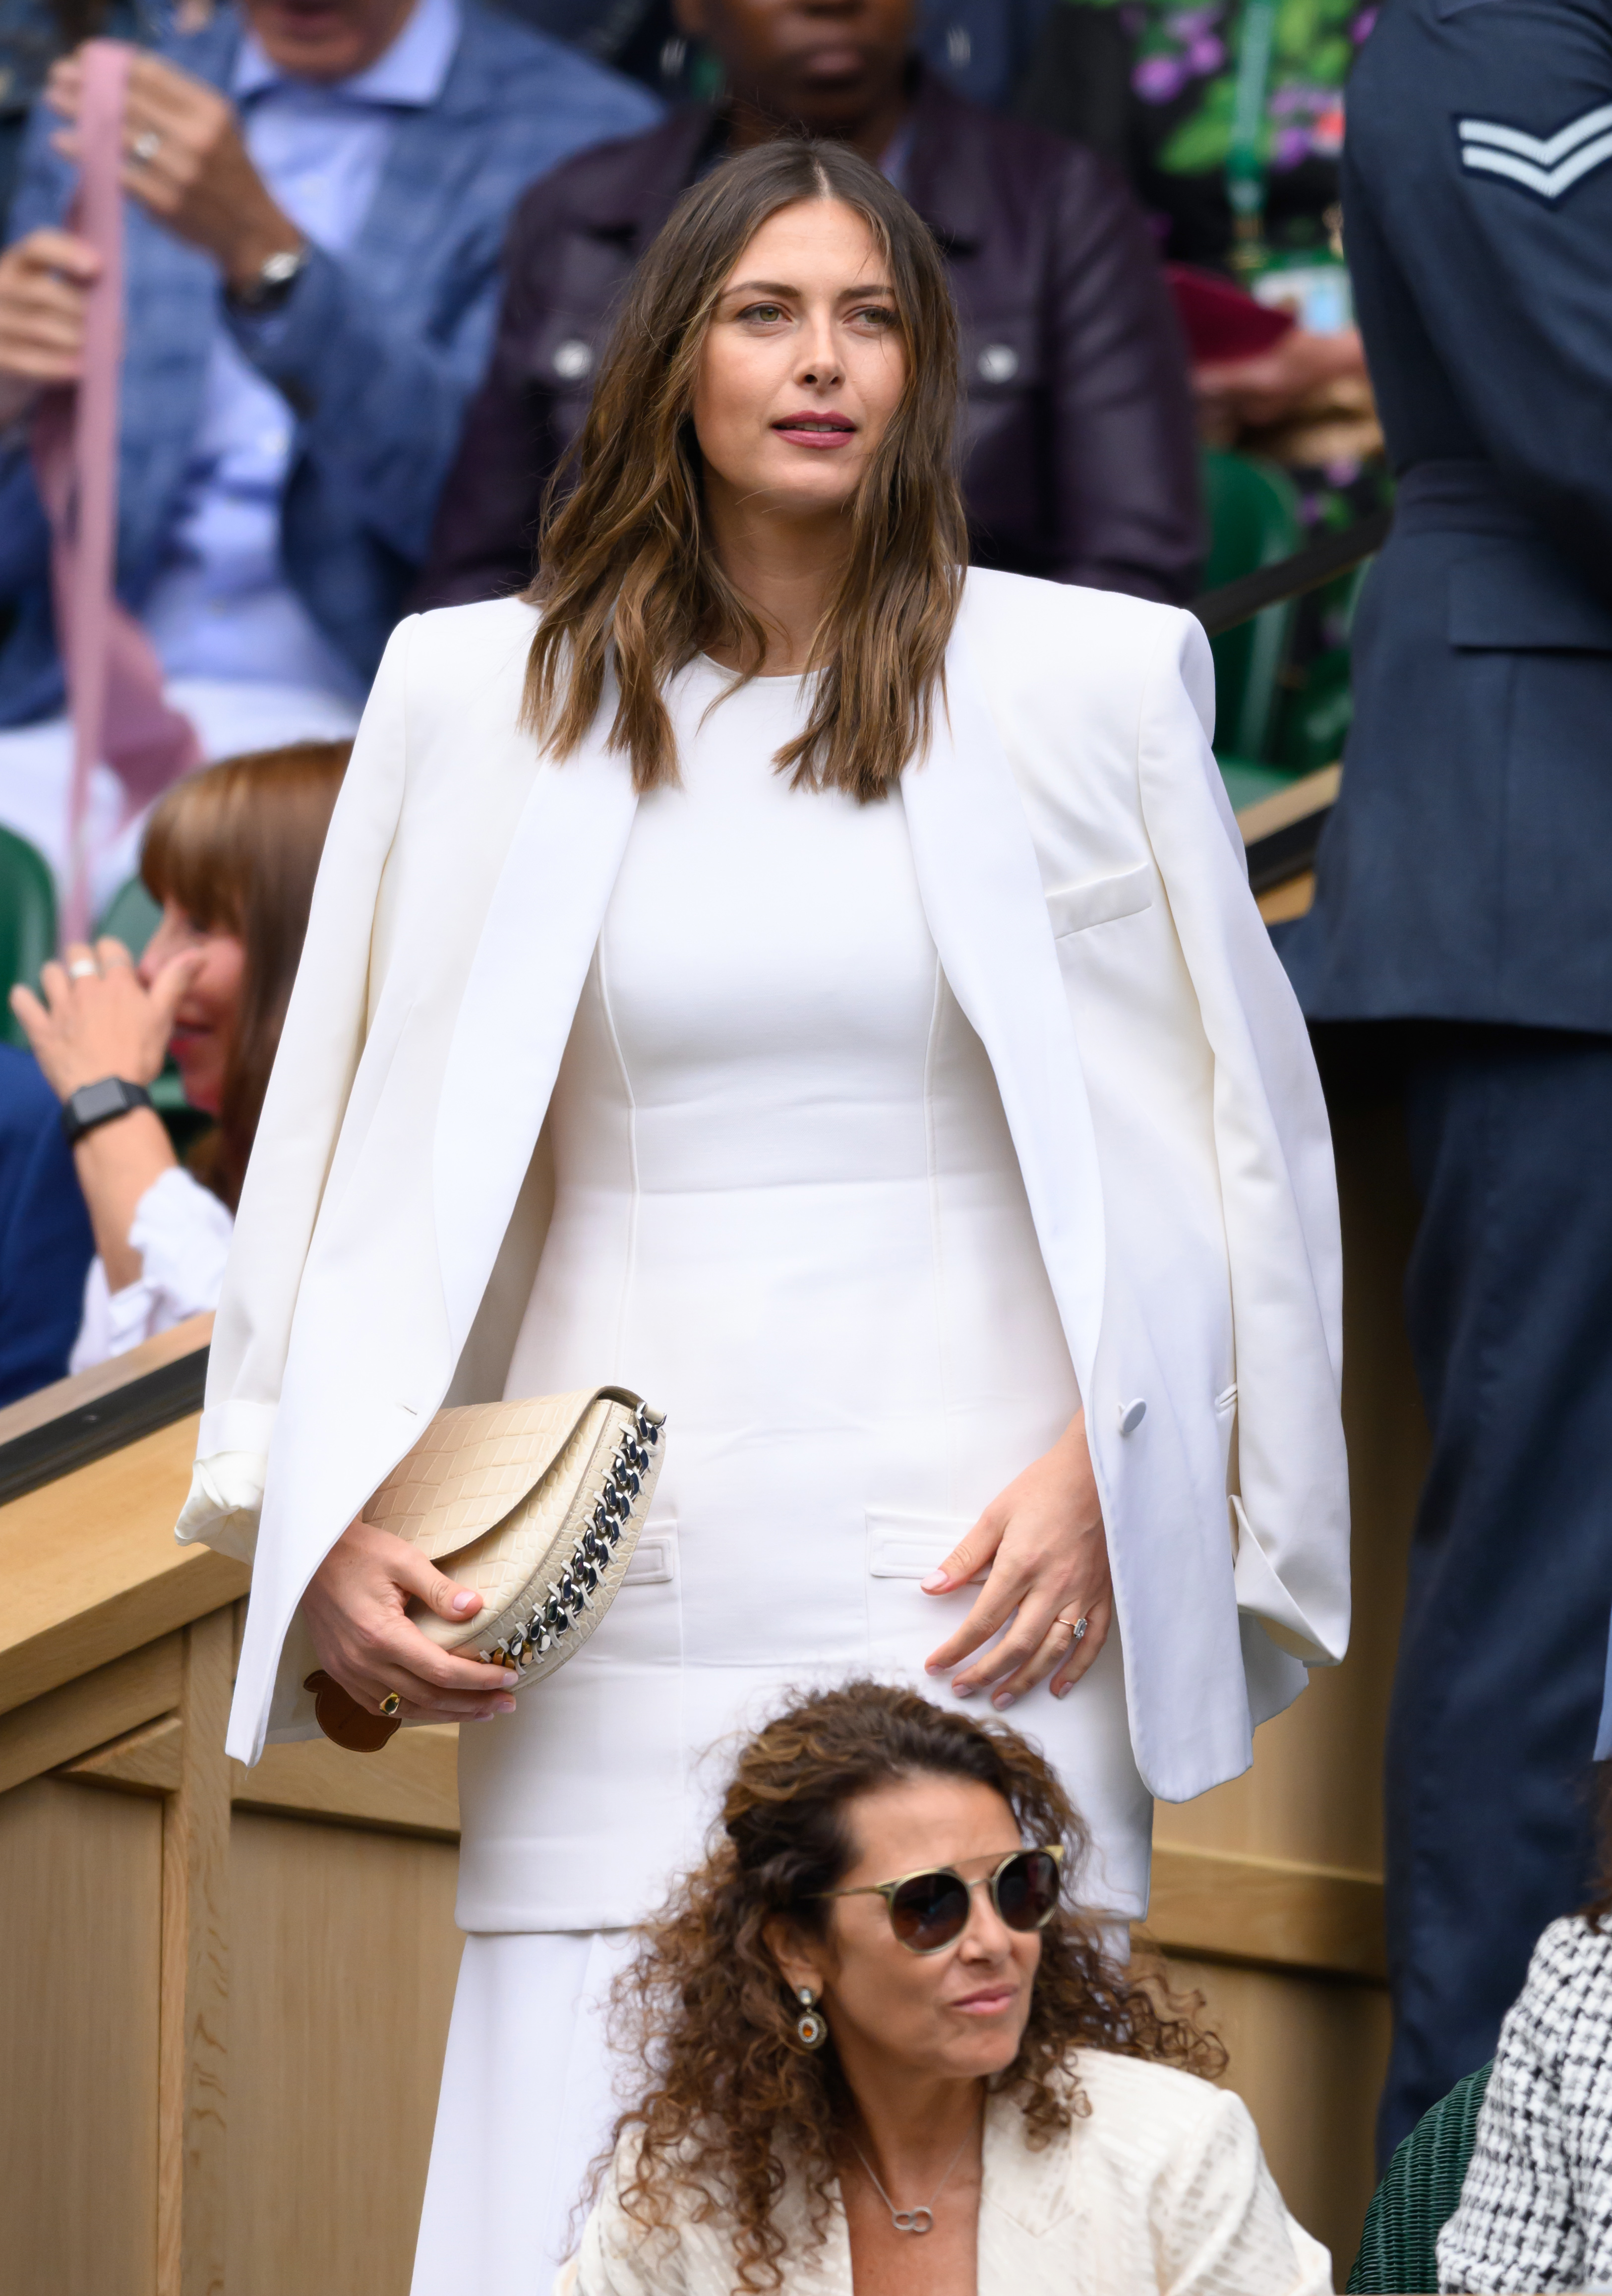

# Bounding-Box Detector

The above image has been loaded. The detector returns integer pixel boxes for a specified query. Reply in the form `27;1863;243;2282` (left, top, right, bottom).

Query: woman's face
691;197;906;526
139;900;246;1117
795;1776;1042;2086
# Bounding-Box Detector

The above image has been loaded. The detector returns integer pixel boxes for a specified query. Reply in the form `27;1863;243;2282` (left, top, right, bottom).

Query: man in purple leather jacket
417;0;1200;608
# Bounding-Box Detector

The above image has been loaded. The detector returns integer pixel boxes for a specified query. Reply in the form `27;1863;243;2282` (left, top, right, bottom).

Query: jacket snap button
553;338;594;381
1117;1398;1146;1436
978;343;1019;383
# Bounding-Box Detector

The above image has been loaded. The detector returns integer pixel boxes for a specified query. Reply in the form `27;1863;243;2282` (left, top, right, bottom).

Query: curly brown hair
600;1680;1226;2293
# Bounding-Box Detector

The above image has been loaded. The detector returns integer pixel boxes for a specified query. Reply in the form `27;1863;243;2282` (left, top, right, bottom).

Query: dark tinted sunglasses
819;1845;1064;1955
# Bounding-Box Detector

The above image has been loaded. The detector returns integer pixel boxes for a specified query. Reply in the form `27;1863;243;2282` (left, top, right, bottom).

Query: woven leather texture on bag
367;1389;602;1561
366;1388;666;1683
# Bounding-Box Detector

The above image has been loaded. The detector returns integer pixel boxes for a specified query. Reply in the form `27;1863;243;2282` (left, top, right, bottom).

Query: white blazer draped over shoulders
559;2053;1333;2296
181;568;1349;1794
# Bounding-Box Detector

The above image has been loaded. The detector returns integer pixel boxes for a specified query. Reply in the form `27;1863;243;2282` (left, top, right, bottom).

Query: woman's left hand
922;1411;1112;1708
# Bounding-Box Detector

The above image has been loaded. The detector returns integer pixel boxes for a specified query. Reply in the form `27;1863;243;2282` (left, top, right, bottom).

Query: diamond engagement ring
131;128;162;163
66;958;99;980
1056;1612;1089;1643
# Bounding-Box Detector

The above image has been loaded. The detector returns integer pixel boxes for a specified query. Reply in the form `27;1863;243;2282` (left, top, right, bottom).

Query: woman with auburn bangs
177;141;1348;2286
9;741;349;1369
566;1681;1329;2296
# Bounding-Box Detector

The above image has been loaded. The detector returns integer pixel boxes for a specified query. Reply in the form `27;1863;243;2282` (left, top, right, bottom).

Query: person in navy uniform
1282;0;1612;2162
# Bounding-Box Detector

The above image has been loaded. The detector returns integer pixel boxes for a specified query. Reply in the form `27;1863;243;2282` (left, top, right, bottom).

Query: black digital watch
59;1076;154;1148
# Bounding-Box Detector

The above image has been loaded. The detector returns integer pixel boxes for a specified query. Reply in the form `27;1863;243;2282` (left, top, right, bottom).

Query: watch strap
60;1076;155;1147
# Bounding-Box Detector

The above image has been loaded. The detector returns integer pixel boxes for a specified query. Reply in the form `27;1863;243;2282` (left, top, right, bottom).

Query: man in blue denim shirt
0;0;656;910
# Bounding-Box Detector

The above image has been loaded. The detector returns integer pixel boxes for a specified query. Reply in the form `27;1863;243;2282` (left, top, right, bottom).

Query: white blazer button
1117;1399;1147;1435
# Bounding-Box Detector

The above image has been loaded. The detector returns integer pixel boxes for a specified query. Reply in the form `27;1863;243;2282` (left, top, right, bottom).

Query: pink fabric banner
30;38;202;946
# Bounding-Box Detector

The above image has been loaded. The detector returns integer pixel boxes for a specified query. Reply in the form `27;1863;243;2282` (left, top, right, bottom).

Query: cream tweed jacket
556;2051;1332;2296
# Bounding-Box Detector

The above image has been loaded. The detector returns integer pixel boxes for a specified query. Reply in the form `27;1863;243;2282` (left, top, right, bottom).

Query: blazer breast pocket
1046;864;1154;940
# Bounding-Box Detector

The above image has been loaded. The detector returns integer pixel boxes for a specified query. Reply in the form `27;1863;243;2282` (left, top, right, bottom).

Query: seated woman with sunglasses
564;1681;1330;2296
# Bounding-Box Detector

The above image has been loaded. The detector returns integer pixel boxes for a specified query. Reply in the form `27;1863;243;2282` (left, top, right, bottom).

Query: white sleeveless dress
411;659;1150;2291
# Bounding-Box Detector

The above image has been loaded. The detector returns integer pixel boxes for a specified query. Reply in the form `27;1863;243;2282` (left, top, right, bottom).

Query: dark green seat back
0;827;58;1050
1202;448;1303;771
1346;2061;1493;2293
96;876;163;960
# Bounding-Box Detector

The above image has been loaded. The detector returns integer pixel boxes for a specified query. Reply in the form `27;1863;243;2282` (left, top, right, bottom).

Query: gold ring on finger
1055;1612;1089;1643
131;128;162;163
378;1690;401;1717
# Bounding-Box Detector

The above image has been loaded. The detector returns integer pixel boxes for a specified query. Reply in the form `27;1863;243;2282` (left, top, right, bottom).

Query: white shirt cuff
175;1450;268;1564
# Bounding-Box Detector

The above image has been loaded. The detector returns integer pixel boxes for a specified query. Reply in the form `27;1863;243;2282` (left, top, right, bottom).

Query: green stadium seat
0;826;57;1051
1202;448;1304;776
96;875;163;959
1346;2061;1493;2293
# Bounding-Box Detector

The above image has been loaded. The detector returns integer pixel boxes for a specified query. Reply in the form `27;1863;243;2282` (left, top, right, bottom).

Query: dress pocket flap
623;1521;676;1587
1046;864;1153;939
1448;545;1612;653
866;1510;980;1580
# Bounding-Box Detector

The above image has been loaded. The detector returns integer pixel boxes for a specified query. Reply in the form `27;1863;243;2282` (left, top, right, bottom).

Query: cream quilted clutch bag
369;1385;665;1683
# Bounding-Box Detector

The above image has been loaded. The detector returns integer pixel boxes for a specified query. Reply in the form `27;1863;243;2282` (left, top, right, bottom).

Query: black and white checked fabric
1438;1916;1612;2292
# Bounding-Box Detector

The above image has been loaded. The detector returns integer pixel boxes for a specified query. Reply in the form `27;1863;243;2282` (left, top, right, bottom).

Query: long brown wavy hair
523;139;967;804
600;1681;1225;2292
140;741;349;1207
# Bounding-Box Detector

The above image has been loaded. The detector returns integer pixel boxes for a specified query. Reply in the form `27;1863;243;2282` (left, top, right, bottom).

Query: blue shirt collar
233;0;462;106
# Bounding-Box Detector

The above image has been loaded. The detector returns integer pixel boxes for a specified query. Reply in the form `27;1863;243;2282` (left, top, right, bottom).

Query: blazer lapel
433;689;638;1356
978;2093;1082;2294
901;629;1107;1401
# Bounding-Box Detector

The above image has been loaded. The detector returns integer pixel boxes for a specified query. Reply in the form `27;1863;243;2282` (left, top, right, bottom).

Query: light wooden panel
232;1725;460;1840
1258;871;1315;924
67;1710;185;1795
0;1416;248;1719
228;1811;464;2296
1147;1843;1383;1981
159;1611;232;2296
0;1773;163;2296
0;1633;182;1795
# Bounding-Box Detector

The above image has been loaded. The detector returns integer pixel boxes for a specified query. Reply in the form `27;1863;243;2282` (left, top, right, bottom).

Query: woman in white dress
175;141;1350;2288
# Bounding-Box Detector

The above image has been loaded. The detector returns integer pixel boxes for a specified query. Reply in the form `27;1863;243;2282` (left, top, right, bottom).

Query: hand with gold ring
921;1408;1113;1710
45;48;304;297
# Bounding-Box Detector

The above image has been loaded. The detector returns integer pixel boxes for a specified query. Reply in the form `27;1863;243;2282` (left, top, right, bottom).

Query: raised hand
46;47;303;294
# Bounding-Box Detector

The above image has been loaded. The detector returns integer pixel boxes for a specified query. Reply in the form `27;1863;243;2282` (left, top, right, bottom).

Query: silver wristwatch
229;242;309;314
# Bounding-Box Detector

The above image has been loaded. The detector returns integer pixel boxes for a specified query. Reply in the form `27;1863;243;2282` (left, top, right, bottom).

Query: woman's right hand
0;226;98;427
301;1517;521;1724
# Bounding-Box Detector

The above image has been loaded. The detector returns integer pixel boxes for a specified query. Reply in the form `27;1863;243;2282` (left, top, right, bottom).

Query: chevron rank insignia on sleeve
1457;103;1612;200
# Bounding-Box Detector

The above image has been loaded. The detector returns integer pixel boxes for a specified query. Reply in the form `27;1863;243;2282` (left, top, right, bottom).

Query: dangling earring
793;1986;828;2051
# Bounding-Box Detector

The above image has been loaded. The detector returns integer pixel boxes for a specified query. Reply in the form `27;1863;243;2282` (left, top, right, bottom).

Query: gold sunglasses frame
817;1843;1066;1956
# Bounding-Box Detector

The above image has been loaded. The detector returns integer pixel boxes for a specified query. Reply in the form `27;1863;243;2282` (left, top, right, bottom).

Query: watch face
77;1077;129;1125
